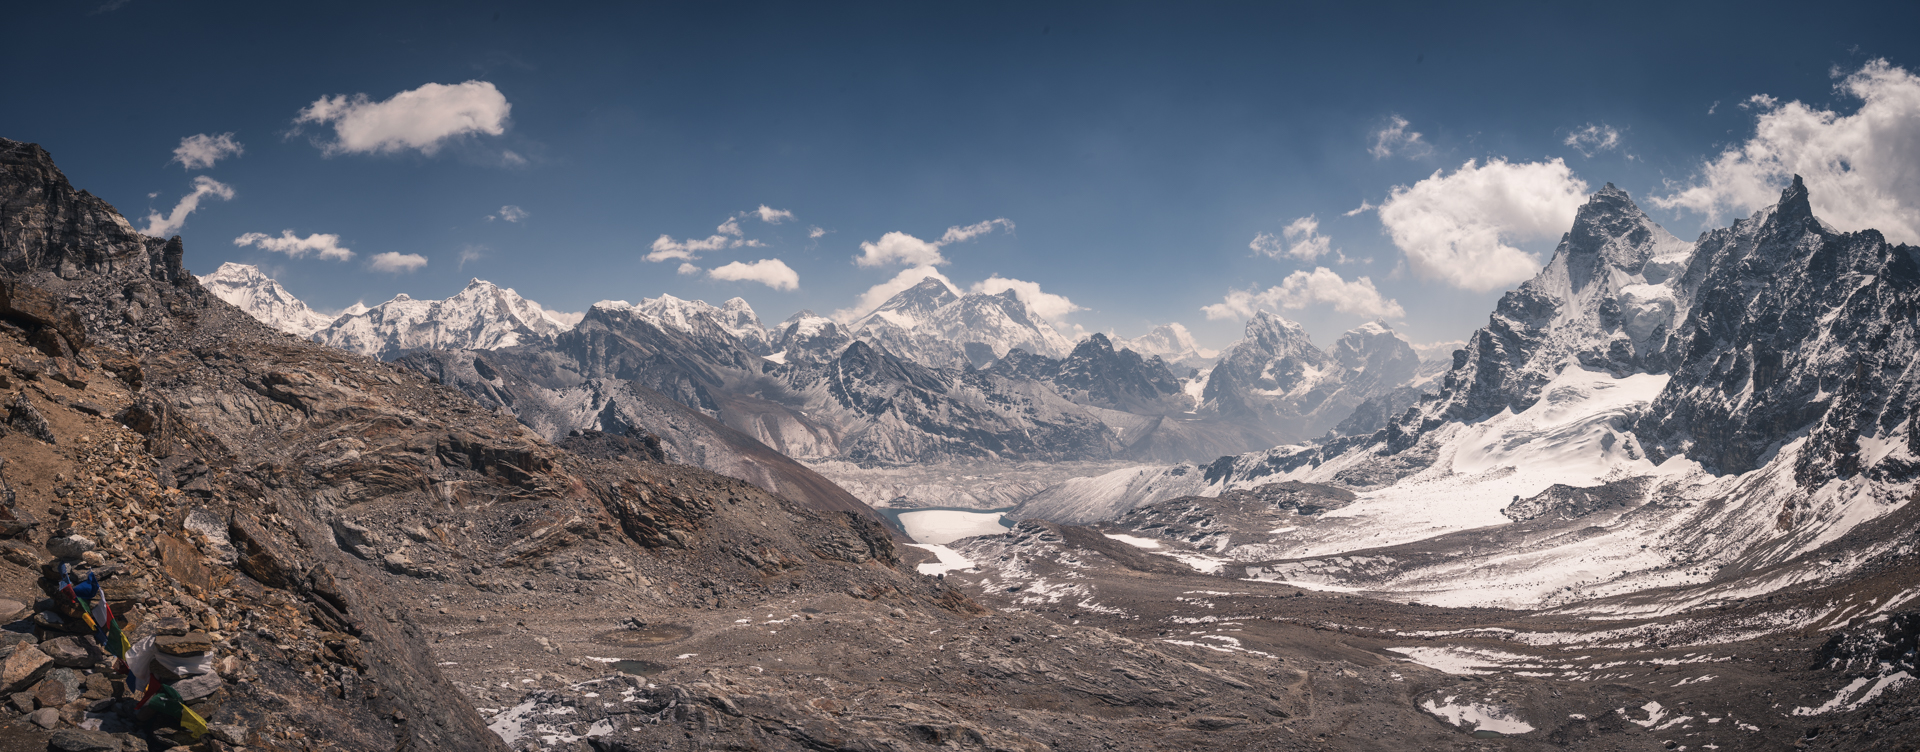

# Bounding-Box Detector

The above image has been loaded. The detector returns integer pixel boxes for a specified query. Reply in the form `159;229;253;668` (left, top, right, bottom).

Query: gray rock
172;670;222;702
47;727;122;751
46;535;95;559
39;636;95;667
7;393;55;445
0;598;27;623
28;706;59;729
0;642;51;693
209;722;249;745
7;690;31;713
182;508;238;565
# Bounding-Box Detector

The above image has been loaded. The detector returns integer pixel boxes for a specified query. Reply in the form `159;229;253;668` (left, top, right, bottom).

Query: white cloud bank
853;218;1014;268
233;230;354;261
1654;59;1920;245
1250;215;1332;261
369;252;428;273
296;81;511;156
488;205;529;223
708;258;799;291
1375;158;1589;292
1203;267;1404;320
171;133;243;170
141;176;234;236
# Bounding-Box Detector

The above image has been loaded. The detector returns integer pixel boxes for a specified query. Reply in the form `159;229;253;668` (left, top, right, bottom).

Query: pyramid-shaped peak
1777;174;1813;219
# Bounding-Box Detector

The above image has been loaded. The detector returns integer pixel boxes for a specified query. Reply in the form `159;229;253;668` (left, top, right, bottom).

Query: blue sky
6;1;1918;352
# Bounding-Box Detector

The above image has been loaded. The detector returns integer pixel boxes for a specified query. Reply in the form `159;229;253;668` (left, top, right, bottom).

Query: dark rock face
1639;177;1920;482
1501;479;1648;522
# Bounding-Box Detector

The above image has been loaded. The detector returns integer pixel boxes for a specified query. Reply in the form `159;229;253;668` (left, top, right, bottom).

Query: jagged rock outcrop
1639;177;1920;483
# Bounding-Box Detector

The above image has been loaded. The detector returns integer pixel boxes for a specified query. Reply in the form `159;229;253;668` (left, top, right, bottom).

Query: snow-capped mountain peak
314;278;578;359
1111;322;1218;368
196;262;338;337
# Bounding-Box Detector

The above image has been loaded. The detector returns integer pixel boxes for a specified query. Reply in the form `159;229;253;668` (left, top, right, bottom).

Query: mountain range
1012;179;1920;618
206;261;1436;472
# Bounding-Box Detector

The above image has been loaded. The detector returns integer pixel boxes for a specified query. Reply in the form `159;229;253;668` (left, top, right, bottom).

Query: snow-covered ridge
197;262;339;337
315;278;582;359
1010;179;1920;614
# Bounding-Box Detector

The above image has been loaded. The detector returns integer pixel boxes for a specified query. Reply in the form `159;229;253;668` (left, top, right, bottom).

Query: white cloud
1563;123;1622;157
1251;215;1333;261
1376;158;1589;292
458;244;485;270
853;217;1014;268
1653;59;1920;245
939;218;1015;244
1202;267;1405;320
677;262;700;275
295;81;511;156
1412;339;1467;363
708;258;799;291
1370;116;1429;159
1343;200;1376;217
753;205;794;223
368;252;428;273
170;133;243;170
234;229;355;261
969;276;1084;322
646;216;766;262
833;265;956;322
141;176;234;236
488;205;529;223
808;226;827;239
854;231;947;267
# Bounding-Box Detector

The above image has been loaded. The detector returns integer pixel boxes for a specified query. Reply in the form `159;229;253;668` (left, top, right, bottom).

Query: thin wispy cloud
1563;123;1623;157
1369;115;1430;159
142;176;234;236
487;205;529;223
1250;215;1333;262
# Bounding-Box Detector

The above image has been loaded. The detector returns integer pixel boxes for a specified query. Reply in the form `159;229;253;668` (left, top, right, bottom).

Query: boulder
155;632;212;656
0;643;51;693
47;728;122;752
33;667;79;707
28;705;59;729
172;670;221;702
39;636;95;667
47;535;95;559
